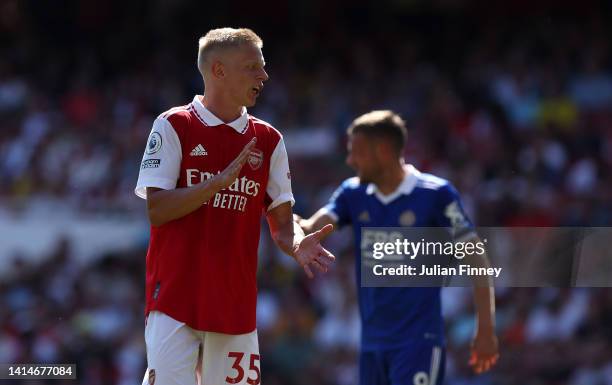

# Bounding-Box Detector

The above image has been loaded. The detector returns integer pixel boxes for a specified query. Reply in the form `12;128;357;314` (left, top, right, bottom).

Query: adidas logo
190;144;208;156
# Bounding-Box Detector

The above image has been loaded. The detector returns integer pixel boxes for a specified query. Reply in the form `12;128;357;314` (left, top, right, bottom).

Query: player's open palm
293;224;335;278
469;329;499;374
215;138;257;190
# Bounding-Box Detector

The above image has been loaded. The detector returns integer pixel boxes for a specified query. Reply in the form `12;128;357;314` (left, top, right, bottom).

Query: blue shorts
360;341;445;385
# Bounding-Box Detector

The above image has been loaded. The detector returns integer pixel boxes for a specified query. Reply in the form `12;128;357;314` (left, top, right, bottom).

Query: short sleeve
135;118;182;199
322;181;352;227
435;183;476;241
266;138;295;210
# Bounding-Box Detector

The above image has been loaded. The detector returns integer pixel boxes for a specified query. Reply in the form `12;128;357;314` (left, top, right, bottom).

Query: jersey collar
366;164;420;205
192;95;249;133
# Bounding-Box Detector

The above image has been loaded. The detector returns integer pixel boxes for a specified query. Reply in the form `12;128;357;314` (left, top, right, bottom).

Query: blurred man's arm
464;235;499;374
295;208;337;235
267;202;335;278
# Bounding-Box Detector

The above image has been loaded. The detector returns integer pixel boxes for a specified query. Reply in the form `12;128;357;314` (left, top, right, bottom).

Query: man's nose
259;68;269;82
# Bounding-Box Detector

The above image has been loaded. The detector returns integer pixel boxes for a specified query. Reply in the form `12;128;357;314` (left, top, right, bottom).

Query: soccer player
296;111;499;384
135;28;335;385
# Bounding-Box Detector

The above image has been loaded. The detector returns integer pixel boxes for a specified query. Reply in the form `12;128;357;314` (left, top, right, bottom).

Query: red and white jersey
135;95;294;334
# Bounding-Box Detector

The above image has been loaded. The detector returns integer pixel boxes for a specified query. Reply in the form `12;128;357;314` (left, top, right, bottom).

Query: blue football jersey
324;165;475;351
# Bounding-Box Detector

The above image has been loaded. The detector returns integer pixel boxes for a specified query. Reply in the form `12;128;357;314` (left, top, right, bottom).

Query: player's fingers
224;165;239;180
479;357;491;369
484;360;492;372
314;244;335;260
469;352;477;366
314;256;332;271
303;264;314;279
320;247;335;261
231;138;257;167
308;249;329;269
310;259;327;273
235;151;251;168
240;138;258;160
232;149;251;169
314;224;334;241
476;358;486;372
480;352;498;365
477;358;490;373
316;249;335;267
315;253;332;268
242;137;257;153
233;142;257;170
222;159;247;183
222;168;242;186
487;355;499;368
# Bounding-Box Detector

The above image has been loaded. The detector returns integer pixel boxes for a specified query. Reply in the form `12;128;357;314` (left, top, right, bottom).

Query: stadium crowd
1;0;611;384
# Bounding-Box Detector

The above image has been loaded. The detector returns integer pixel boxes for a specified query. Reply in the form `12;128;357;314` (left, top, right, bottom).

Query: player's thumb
314;224;334;241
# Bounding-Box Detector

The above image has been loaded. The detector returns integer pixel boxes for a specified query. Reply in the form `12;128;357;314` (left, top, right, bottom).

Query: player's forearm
463;237;496;332
147;180;222;226
474;286;495;333
268;203;305;259
273;220;305;258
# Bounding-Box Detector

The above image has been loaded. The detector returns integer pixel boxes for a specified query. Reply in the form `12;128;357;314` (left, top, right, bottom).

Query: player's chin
245;96;257;107
246;90;260;107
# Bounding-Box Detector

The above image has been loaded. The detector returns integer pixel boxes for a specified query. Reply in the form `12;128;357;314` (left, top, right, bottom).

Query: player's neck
375;164;406;195
200;94;243;123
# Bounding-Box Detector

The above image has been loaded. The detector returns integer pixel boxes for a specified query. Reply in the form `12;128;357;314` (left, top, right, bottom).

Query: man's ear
374;140;393;160
211;60;225;79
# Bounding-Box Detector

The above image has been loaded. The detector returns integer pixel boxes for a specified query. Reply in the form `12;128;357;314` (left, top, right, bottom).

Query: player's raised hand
293;224;335;278
214;138;257;190
469;329;499;374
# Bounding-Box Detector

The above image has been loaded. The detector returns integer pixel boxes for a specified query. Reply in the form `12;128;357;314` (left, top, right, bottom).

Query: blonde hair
197;28;263;76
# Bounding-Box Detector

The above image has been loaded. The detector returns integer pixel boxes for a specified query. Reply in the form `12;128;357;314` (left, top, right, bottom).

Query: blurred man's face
220;43;269;108
346;133;383;183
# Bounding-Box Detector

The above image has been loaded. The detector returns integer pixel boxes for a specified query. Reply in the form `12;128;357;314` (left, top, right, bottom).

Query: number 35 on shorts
225;352;260;385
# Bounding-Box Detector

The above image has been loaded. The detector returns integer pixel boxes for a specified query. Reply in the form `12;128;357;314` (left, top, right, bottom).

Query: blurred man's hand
469;330;499;374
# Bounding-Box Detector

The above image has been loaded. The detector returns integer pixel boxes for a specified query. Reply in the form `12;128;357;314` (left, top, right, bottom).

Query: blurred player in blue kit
296;110;499;384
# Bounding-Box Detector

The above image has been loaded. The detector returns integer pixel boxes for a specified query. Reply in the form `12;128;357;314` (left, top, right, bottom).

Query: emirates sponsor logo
186;169;261;212
186;169;260;197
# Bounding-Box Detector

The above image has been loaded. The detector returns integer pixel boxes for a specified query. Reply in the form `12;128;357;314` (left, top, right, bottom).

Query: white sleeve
134;118;182;199
266;137;295;211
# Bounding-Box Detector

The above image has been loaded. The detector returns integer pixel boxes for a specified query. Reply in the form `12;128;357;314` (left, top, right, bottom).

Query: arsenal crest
248;148;263;170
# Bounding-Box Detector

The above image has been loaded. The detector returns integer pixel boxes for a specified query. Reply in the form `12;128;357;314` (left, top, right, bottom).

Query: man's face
346;133;383;184
220;43;269;107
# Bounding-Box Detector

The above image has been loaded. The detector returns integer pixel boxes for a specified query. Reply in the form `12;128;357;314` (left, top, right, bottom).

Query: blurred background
1;0;611;384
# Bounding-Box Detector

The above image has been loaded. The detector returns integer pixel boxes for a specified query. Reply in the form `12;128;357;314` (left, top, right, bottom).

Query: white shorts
141;311;260;385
